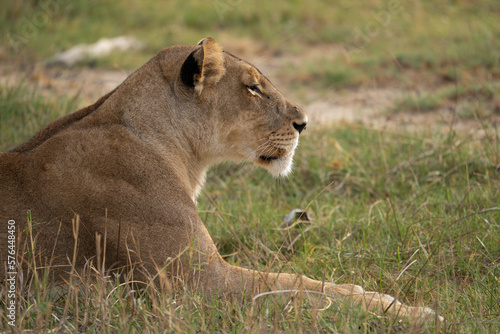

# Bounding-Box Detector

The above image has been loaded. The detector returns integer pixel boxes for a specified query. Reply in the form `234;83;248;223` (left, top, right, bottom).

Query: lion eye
248;85;263;96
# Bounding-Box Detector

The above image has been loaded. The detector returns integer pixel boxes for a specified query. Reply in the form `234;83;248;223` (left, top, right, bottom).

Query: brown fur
0;38;441;321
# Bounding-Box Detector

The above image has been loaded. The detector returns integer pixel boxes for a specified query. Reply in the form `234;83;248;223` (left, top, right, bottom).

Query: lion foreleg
202;262;443;321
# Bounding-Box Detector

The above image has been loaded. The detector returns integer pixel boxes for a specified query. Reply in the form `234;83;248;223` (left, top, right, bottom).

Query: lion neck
111;64;220;203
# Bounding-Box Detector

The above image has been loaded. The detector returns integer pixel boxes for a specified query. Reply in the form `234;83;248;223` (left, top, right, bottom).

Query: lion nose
293;121;307;134
290;105;307;134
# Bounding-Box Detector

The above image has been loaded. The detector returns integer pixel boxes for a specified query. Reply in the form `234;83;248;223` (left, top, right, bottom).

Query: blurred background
1;0;499;147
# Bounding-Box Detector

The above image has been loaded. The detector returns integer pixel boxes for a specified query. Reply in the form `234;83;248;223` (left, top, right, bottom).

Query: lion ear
180;37;225;94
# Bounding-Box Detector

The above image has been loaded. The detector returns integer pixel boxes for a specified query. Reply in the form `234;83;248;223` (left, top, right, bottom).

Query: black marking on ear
180;49;201;88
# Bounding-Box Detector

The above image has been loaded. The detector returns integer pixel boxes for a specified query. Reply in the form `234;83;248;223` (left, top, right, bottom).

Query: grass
1;87;500;332
1;1;499;92
389;83;500;117
0;84;77;150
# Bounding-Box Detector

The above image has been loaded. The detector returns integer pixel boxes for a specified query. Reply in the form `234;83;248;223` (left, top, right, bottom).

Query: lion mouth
259;155;279;163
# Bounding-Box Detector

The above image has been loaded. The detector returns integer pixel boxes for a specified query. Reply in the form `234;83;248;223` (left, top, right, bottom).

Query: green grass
389;83;500;116
1;87;500;333
0;84;77;150
2;0;499;90
389;93;444;113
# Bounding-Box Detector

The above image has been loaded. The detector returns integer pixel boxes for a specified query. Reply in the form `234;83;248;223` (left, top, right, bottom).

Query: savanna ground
1;0;500;332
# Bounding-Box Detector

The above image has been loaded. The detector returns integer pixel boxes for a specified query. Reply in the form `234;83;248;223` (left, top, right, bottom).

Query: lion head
167;37;308;177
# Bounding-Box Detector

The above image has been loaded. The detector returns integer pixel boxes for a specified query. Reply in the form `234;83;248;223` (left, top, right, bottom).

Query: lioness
0;38;440;321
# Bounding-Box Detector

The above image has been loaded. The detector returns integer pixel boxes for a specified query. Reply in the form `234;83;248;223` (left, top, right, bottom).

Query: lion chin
258;152;295;177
